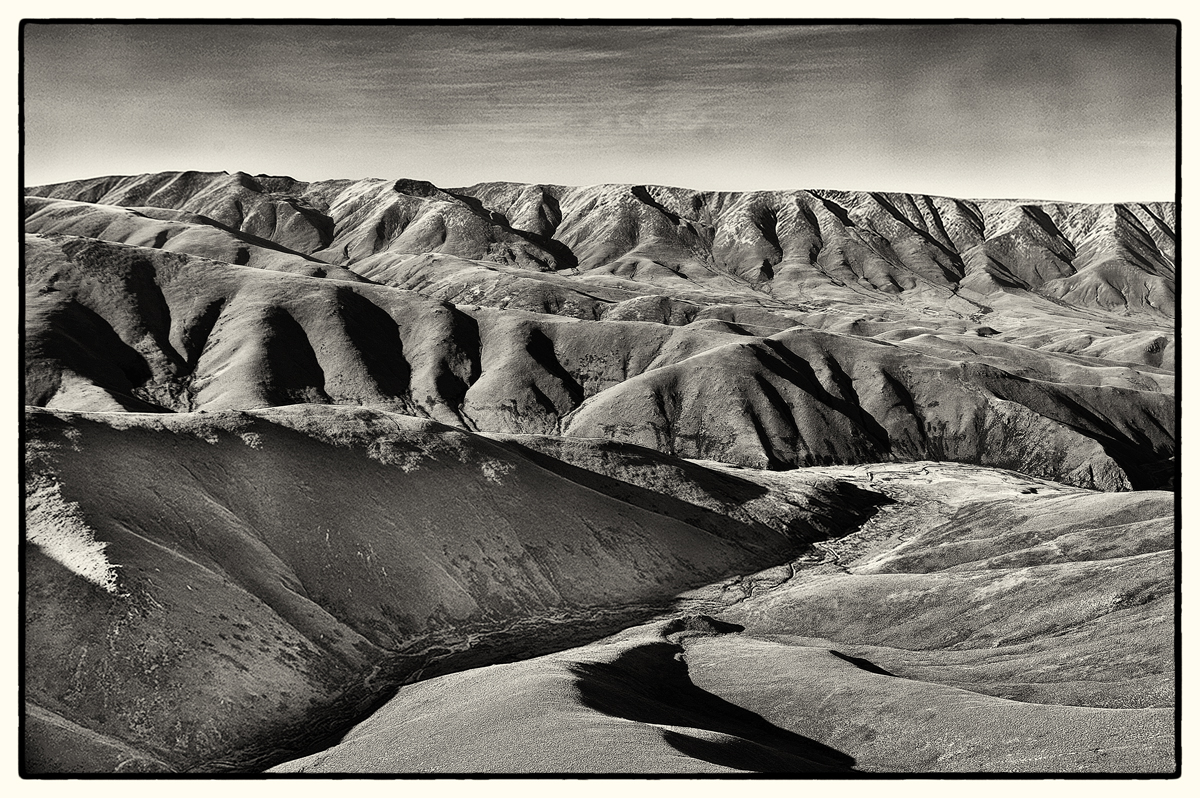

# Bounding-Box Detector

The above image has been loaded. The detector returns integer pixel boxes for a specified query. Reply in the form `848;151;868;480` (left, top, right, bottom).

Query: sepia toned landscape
22;168;1176;773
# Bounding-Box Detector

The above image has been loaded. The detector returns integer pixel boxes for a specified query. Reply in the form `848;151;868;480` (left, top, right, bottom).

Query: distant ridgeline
24;170;1176;490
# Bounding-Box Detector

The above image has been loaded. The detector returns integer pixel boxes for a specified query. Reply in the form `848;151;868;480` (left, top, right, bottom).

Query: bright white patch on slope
26;479;120;594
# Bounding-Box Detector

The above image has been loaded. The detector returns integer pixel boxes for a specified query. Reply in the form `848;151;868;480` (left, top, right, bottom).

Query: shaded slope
24;233;480;421
24;405;882;773
485;432;876;543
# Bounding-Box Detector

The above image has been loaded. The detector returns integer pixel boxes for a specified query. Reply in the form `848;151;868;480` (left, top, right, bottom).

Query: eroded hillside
22;172;1177;774
24;172;1176;489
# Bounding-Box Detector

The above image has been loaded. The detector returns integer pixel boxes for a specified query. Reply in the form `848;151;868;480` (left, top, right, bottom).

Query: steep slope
24;196;367;282
24;405;882;773
564;327;1173;490
23;227;1174;488
27;171;1176;321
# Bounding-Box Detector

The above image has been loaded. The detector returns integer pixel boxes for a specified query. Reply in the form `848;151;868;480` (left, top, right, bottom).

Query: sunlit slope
272;619;856;775
687;474;1176;772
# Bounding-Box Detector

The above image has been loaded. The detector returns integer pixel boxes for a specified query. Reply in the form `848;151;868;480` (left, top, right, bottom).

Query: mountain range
22;171;1177;774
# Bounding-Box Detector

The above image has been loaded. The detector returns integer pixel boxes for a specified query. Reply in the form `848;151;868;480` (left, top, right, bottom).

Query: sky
21;22;1178;202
